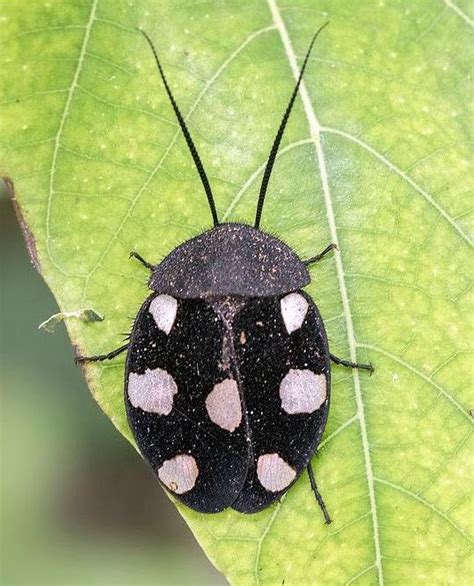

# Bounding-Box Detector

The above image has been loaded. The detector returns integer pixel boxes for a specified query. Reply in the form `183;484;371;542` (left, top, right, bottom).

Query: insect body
126;224;330;514
78;24;373;522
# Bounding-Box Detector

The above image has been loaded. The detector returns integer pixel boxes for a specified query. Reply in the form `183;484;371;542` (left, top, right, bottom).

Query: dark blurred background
1;182;224;585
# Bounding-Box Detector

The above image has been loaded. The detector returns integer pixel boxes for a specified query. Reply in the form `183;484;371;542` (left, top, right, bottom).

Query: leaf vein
321;126;472;245
444;0;474;27
223;138;313;221
374;477;472;541
76;83;176;126
358;343;472;421
345;563;376;585
46;0;98;276
265;1;385;583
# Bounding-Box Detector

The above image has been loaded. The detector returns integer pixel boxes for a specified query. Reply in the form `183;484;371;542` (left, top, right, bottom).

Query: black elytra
77;23;374;522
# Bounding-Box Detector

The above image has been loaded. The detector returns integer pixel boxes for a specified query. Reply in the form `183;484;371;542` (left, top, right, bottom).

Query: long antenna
139;29;219;227
254;22;329;229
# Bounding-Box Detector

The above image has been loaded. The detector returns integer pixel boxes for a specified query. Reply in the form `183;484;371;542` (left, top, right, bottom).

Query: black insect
77;24;373;522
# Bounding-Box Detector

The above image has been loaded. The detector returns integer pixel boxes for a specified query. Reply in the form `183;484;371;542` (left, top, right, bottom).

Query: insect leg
307;462;332;524
75;344;129;364
330;353;374;374
304;243;337;266
129;251;155;271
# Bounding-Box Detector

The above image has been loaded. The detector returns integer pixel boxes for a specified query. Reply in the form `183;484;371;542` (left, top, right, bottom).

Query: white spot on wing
279;369;327;414
205;379;242;432
158;454;198;494
257;453;296;492
280;293;309;333
128;368;178;415
149;294;178;334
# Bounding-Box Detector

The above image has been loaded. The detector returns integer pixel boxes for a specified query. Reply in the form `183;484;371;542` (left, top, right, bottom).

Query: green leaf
2;0;472;583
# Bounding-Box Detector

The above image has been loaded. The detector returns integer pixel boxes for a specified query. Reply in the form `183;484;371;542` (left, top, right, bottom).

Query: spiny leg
330;353;374;374
307;462;332;524
304;243;338;266
129;251;154;271
75;344;129;364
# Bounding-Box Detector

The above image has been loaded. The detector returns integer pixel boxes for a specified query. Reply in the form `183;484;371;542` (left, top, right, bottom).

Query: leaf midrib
265;0;384;582
444;0;474;27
